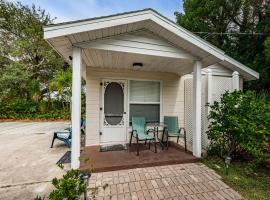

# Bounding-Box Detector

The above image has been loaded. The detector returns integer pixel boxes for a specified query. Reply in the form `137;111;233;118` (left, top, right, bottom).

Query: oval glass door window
104;82;124;125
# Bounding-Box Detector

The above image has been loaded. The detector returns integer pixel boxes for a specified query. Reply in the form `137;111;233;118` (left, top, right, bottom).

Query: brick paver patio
88;163;243;200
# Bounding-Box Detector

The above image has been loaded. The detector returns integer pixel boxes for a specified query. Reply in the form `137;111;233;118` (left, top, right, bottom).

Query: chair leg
177;136;180;144
64;139;71;148
161;129;165;143
184;128;187;152
161;129;165;150
148;140;151;149
166;133;170;150
154;139;157;153
136;135;139;156
145;130;149;145
50;133;56;148
129;131;133;146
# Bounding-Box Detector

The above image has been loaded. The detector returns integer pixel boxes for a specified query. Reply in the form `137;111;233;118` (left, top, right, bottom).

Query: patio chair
162;116;187;151
129;117;157;156
51;127;72;148
81;119;86;135
50;120;85;148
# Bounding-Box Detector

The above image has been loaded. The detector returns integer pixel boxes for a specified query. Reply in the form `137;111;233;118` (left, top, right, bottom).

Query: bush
48;169;86;200
0;99;70;120
207;90;270;168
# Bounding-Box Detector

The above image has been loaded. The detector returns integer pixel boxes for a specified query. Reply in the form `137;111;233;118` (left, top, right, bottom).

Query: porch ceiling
82;48;194;75
44;8;259;80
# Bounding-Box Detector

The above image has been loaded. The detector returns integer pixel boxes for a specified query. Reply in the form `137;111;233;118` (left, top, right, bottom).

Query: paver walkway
88;163;243;200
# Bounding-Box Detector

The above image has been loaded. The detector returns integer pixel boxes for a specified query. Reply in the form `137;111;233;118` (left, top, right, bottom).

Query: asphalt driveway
0;121;70;200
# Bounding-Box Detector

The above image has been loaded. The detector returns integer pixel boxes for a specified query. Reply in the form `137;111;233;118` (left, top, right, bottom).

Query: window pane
130;81;160;102
129;104;160;123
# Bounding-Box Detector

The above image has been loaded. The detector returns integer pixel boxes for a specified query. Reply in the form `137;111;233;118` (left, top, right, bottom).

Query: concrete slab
0;121;70;200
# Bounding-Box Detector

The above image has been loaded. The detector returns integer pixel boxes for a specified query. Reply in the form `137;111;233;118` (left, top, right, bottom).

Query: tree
49;67;72;104
0;0;65;102
0;1;73;119
175;0;270;91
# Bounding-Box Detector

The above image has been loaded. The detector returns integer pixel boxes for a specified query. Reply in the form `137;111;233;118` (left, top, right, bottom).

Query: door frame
100;79;128;144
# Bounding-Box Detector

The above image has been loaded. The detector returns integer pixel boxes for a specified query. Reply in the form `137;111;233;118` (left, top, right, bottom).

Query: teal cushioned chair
129;117;157;156
163;116;187;151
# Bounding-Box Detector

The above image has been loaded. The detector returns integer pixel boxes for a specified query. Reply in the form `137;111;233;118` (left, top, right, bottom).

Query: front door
100;80;127;144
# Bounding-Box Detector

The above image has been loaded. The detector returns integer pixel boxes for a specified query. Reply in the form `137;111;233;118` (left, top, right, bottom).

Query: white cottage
44;9;259;169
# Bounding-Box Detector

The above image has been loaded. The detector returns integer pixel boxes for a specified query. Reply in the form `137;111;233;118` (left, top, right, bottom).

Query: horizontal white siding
85;67;186;146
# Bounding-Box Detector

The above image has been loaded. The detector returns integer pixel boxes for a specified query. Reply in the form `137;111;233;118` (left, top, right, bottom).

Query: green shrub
0;100;70;120
48;169;86;200
33;195;44;200
207;90;270;168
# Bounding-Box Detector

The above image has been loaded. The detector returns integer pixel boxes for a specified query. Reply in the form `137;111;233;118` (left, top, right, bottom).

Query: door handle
123;112;126;114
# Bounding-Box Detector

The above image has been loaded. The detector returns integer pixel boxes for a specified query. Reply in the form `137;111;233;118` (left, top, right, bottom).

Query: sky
10;0;183;23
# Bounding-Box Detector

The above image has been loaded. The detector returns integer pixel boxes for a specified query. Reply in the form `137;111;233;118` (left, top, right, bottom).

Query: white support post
232;71;240;91
192;61;202;158
71;47;82;169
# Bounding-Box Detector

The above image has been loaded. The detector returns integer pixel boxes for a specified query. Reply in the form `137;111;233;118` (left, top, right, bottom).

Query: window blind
129;80;160;102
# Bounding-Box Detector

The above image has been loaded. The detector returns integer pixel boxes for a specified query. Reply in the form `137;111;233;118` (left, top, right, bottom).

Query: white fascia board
148;12;225;61
44;11;152;39
223;55;259;80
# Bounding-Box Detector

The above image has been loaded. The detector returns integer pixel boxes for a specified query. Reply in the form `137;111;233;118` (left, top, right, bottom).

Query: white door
100;80;127;144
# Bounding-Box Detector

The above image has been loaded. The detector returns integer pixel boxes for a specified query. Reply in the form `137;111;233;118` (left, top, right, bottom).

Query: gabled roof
44;8;259;80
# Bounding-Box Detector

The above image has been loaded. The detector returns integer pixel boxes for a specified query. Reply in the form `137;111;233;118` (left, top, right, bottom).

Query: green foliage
207;91;270;168
176;0;270;91
33;195;44;200
48;169;86;200
203;157;270;200
49;68;72;102
0;100;70;119
0;0;74;119
264;36;270;61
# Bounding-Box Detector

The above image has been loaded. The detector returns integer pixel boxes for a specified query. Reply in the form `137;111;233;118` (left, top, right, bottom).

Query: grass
203;157;270;200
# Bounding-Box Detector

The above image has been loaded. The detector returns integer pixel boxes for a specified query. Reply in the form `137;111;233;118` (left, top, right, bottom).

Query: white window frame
128;79;162;124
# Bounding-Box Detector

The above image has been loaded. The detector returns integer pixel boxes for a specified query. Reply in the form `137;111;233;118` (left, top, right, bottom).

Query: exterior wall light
133;63;143;70
80;172;91;200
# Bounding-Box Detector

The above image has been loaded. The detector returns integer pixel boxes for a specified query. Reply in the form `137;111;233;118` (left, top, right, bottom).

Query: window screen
129;104;160;123
129;80;160;124
104;82;124;125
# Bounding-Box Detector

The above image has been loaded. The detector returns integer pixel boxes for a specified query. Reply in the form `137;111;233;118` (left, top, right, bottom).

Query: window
129;80;160;123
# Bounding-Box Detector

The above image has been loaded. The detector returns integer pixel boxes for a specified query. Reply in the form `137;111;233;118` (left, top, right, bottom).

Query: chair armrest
132;130;138;136
55;131;70;134
56;132;70;139
180;127;186;132
179;127;186;136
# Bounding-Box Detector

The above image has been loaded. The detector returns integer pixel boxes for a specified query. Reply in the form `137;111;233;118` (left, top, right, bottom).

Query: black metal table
146;122;166;149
